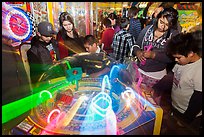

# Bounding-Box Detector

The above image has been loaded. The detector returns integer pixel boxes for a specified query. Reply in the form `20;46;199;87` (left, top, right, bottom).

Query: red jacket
56;31;85;59
101;28;115;54
56;32;68;59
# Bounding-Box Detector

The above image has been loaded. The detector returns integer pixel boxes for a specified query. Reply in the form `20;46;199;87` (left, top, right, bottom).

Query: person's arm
143;29;179;63
143;50;173;63
27;50;40;64
182;90;202;122
132;25;151;57
89;67;110;78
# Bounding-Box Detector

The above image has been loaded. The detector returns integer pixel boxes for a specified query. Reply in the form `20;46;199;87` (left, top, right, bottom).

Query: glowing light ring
125;87;156;110
47;109;61;124
5;7;32;41
40;90;52;99
121;87;136;107
121;87;135;100
90;92;112;117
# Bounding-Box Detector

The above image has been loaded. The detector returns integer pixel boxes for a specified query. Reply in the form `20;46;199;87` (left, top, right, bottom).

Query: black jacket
27;36;60;84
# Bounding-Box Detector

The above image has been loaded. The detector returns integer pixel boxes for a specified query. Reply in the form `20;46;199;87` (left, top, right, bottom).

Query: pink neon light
140;44;153;65
47;109;60;124
132;62;143;88
137;74;143;88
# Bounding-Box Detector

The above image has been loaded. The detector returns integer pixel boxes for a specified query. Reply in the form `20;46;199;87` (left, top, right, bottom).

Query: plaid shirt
111;29;136;62
129;18;141;40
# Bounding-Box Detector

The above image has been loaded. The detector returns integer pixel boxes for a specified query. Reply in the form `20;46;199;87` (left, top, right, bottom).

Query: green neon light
2;77;72;124
65;60;71;69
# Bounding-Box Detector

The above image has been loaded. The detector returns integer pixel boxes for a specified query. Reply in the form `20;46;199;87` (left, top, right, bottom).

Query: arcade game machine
2;2;38;83
4;52;164;135
2;2;36;134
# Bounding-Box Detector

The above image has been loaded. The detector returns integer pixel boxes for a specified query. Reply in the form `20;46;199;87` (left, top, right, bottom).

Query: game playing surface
11;77;157;135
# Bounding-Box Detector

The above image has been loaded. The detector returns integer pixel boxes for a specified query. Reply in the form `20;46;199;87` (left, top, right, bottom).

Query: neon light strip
126;87;156;110
140;44;153;65
90;92;112;117
65;60;71;69
109;65;120;78
47;109;60;124
40;90;52;99
2;78;71;124
101;75;111;92
106;108;117;135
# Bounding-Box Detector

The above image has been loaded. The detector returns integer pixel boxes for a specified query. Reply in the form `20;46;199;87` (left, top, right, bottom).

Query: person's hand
136;50;146;62
53;60;60;65
143;51;155;59
89;73;99;78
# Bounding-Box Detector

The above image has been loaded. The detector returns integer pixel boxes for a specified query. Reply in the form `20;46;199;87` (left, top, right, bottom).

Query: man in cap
27;21;60;85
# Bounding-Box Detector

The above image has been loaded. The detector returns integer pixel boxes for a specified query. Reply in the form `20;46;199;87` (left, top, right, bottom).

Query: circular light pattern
47;109;60;124
5;7;32;42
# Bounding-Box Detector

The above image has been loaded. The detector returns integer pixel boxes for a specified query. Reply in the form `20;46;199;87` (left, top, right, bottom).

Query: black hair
58;12;79;40
102;17;112;28
108;13;117;20
166;30;202;57
154;7;178;30
59;12;74;27
128;7;140;18
120;17;129;28
108;13;121;28
84;35;97;45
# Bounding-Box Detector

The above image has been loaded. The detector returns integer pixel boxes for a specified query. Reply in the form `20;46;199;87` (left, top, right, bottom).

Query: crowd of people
2;3;202;135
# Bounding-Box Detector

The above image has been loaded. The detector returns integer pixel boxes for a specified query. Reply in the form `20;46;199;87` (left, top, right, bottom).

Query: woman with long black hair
56;12;86;59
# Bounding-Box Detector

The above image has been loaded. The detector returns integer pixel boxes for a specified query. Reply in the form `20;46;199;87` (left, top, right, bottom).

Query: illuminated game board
8;53;163;135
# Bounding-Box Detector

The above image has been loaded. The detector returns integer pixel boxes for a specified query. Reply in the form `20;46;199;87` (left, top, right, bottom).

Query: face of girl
62;20;73;32
157;16;169;32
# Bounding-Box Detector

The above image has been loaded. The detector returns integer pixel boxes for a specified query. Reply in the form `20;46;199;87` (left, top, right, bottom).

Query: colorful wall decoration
178;10;201;33
30;2;48;24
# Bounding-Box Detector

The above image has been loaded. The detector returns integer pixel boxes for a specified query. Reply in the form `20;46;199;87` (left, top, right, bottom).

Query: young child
83;35;103;53
167;30;202;133
83;35;114;78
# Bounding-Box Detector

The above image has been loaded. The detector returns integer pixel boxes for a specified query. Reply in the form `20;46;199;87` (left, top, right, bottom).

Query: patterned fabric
46;43;57;61
112;29;136;63
134;25;180;72
26;12;37;37
129;18;141;41
140;72;160;88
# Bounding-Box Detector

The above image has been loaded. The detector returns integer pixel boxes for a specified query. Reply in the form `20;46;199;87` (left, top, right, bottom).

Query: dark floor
159;94;202;135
